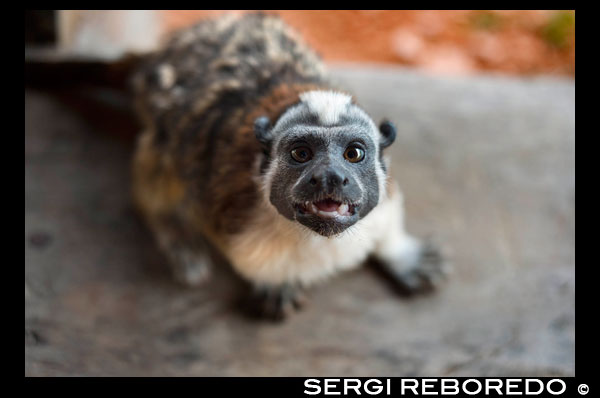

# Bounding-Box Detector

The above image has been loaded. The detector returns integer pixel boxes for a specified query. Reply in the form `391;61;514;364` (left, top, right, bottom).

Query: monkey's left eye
291;147;313;163
344;146;365;163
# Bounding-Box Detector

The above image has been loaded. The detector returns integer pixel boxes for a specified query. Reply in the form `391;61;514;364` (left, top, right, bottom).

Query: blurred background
25;11;575;377
26;10;575;76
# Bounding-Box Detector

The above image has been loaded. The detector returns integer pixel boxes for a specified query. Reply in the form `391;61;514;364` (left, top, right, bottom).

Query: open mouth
296;198;358;219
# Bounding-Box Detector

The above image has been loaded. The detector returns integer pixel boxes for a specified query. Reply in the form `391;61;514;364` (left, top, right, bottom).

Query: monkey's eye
344;146;365;163
291;147;313;163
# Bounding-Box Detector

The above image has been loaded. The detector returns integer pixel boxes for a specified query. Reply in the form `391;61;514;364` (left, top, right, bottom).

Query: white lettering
364;379;383;395
547;379;566;395
485;379;503;395
422;379;437;395
344;379;361;395
463;379;482;395
402;379;419;395
526;379;544;395
325;379;341;395
305;379;321;395
506;379;522;395
441;379;459;395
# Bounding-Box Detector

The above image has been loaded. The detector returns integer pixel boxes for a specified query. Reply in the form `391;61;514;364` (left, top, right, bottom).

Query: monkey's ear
379;119;397;149
254;116;273;151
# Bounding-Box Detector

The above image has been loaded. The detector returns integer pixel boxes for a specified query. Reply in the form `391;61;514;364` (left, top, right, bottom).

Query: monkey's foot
167;249;212;287
376;240;450;296
247;285;306;321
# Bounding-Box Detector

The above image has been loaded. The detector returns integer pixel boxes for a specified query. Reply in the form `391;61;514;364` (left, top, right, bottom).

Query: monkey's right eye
290;147;313;163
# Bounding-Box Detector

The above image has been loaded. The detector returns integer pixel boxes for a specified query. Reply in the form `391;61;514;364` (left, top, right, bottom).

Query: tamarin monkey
132;13;447;319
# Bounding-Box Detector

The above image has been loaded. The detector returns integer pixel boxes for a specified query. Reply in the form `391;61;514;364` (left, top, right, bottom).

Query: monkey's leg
133;133;211;286
151;218;213;287
246;284;306;321
372;188;449;294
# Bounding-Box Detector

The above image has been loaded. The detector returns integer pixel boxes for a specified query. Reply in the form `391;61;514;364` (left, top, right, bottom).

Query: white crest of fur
300;90;352;125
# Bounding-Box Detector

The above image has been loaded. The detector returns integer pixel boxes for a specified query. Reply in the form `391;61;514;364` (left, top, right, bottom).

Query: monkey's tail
25;53;144;91
25;53;147;143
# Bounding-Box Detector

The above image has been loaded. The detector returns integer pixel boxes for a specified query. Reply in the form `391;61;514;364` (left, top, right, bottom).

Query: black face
266;126;382;237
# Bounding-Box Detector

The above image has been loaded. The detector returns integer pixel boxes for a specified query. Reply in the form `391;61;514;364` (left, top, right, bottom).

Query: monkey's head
255;91;396;237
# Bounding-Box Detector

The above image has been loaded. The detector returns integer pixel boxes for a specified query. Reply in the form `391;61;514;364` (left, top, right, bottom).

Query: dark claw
245;285;306;321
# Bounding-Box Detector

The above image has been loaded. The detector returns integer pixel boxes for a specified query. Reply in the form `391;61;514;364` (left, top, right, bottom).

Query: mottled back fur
132;13;340;244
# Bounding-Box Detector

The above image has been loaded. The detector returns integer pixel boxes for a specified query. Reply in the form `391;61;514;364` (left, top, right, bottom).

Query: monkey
131;13;448;320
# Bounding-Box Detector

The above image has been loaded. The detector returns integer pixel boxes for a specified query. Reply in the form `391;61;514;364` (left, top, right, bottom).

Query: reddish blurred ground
161;10;574;77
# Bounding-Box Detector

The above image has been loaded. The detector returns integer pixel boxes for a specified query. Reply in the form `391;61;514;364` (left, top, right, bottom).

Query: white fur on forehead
299;90;352;126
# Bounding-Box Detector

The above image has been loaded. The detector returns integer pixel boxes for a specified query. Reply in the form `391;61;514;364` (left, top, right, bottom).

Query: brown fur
132;13;447;300
132;13;338;255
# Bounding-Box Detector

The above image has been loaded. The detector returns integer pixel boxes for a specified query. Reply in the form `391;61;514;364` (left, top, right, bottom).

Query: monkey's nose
310;169;349;193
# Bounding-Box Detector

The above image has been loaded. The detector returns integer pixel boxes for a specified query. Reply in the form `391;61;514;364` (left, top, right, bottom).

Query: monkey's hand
246;284;306;321
374;240;450;295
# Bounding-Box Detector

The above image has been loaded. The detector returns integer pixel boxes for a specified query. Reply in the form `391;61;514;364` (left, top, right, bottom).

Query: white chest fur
225;186;404;287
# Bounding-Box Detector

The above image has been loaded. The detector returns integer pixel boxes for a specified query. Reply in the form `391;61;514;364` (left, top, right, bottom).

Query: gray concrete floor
25;66;575;376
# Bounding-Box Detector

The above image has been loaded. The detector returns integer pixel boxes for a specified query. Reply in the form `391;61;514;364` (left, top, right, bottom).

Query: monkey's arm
371;240;447;295
370;182;449;295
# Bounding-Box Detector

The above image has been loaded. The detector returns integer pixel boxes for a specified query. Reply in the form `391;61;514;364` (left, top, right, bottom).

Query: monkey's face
269;126;380;236
255;92;396;237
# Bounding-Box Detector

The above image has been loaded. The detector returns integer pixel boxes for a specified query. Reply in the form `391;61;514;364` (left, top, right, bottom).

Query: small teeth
317;211;338;218
310;203;319;214
300;201;353;218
